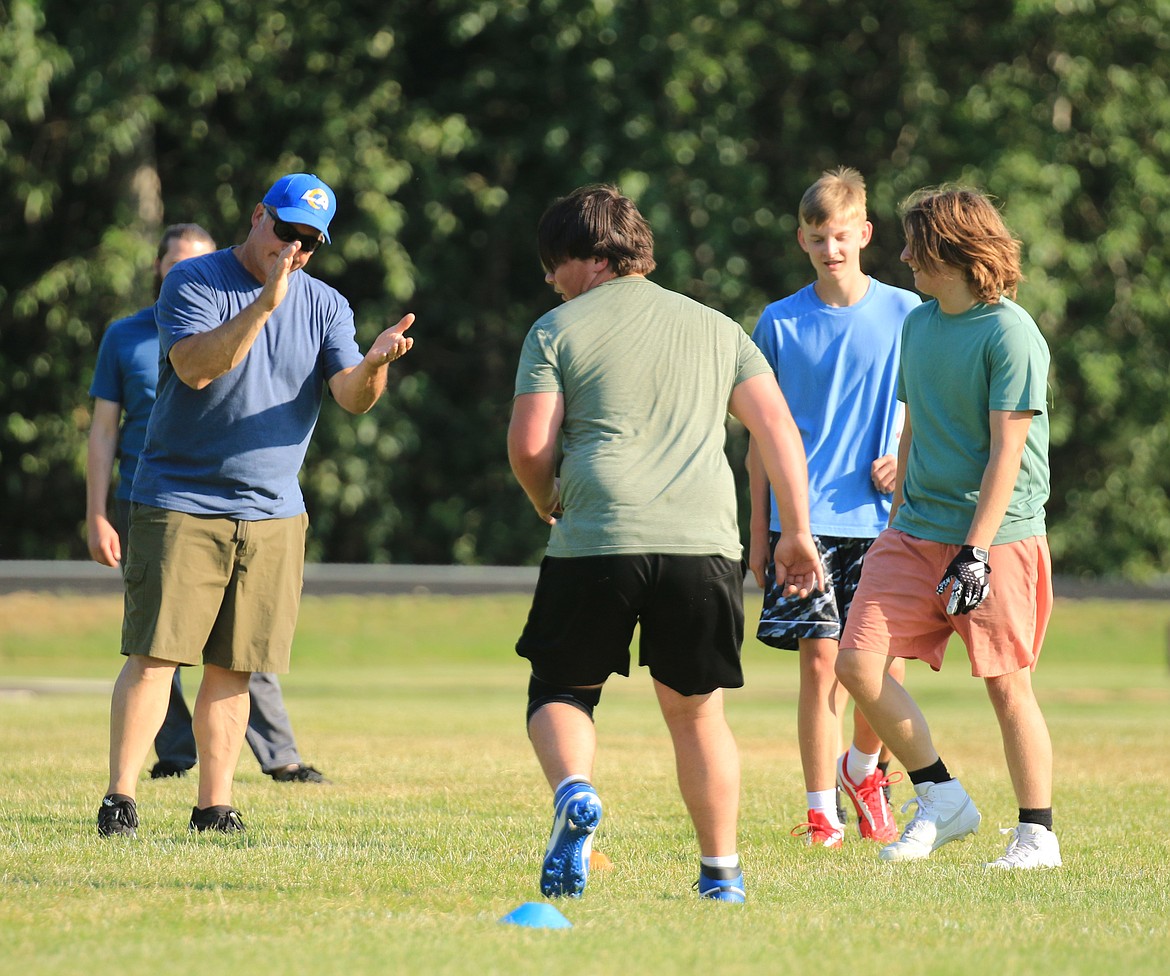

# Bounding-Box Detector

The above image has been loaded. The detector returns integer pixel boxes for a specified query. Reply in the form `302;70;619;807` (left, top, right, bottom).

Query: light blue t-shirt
89;305;160;502
752;279;920;538
132;248;362;519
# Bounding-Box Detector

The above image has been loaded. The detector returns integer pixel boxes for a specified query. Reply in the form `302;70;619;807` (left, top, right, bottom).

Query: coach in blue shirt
96;174;415;838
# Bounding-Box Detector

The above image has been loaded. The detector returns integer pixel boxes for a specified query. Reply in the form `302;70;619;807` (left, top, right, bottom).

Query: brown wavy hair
899;186;1022;304
537;184;656;276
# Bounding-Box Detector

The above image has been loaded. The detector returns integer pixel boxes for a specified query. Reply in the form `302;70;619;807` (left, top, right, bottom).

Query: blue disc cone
499;901;573;929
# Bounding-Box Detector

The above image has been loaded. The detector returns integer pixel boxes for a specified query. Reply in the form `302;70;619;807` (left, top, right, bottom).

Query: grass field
1;591;1168;975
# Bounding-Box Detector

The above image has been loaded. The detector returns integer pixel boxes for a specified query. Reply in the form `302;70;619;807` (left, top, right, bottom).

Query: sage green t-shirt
514;276;771;558
893;296;1051;545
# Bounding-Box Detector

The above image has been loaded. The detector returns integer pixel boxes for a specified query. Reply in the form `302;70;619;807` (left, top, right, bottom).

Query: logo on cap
301;188;331;212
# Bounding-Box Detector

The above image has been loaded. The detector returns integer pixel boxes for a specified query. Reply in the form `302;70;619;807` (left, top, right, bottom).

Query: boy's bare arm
745;436;771;588
965;410;1034;549
729;374;824;596
508;392;564;524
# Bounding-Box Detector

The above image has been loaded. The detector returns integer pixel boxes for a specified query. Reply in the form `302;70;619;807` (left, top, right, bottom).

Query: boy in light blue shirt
748;167;920;847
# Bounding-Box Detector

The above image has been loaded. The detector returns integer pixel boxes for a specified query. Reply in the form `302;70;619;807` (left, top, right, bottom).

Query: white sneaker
985;823;1062;869
879;779;981;862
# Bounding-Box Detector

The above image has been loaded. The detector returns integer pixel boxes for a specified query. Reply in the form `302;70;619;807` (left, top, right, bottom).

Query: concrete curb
0;561;1167;600
0;560;540;597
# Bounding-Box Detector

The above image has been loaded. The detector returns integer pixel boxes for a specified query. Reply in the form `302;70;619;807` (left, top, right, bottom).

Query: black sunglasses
264;205;324;253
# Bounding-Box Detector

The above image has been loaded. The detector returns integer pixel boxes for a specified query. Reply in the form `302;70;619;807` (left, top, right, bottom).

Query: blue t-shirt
131;248;363;519
752;279;920;538
88;305;160;502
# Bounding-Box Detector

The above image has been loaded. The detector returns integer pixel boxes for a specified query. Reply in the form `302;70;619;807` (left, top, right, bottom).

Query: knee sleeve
526;674;603;725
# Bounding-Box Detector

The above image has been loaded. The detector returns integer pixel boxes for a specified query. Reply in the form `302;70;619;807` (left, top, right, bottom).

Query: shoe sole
700;889;746;903
189;818;246;833
985;855;1062;870
541;790;602;898
698;878;746;903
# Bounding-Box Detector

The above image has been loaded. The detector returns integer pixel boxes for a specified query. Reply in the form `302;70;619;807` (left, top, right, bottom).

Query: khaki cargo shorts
121;504;308;673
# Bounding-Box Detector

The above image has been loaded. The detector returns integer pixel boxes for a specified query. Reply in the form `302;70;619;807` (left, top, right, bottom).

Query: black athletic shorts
515;553;746;696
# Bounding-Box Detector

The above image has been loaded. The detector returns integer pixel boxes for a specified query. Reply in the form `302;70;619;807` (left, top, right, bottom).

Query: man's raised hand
367;313;415;367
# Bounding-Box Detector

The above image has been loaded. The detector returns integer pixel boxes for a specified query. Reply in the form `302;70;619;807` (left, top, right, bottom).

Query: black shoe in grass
97;794;139;838
150;761;192;780
189;805;246;833
268;764;330;784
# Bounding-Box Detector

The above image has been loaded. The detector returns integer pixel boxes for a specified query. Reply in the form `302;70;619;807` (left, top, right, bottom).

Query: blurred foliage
1;0;1168;577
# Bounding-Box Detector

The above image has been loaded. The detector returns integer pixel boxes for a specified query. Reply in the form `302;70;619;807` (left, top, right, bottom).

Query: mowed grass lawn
1;590;1168;975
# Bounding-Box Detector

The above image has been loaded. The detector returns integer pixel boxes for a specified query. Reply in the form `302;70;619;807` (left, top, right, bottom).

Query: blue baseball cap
262;173;337;243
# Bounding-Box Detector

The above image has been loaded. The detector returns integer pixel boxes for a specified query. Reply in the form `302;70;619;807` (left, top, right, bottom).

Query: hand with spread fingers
366;313;415;367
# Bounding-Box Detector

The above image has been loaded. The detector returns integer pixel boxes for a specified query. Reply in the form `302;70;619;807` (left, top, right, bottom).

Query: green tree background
2;0;1168;577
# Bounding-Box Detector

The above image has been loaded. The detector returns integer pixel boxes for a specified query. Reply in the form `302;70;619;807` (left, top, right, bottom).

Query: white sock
846;747;881;784
700;854;740;870
807;789;843;827
553;775;590;799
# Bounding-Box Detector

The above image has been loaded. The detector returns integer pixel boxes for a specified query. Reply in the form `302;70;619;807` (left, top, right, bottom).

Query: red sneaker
790;808;845;848
837;750;903;843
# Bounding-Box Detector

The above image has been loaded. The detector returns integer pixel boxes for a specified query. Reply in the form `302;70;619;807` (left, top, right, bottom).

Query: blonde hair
899;186;1022;303
799;166;867;227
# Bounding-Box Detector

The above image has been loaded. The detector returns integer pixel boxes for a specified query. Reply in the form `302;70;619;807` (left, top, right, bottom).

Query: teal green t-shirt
514;276;771;558
893;297;1050;545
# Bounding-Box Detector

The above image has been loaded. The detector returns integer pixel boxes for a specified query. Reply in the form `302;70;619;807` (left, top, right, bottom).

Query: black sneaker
150;761;192;780
97;794;139;837
269;764;330;784
189;805;246;833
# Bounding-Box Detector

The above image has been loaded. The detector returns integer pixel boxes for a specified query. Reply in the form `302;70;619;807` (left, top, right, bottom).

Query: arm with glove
938;409;1036;614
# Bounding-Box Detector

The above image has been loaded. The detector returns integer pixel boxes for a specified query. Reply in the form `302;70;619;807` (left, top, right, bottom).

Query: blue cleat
696;871;746;904
540;781;603;898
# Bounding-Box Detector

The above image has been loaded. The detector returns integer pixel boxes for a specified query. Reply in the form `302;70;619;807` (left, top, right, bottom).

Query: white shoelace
992;827;1032;865
897;795;936;842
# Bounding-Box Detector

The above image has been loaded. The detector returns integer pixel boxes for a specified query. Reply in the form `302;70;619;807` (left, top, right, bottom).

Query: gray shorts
756;533;873;651
121;504;307;672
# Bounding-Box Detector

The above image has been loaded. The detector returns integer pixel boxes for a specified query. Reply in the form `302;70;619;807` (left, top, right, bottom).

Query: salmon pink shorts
840;529;1052;678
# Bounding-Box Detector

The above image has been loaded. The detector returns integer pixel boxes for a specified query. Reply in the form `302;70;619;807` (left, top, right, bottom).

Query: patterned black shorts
756;533;874;651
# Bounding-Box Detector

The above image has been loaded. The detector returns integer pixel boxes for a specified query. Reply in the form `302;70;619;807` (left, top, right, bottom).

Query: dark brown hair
156;223;216;261
899;186;1022;304
537;184;656;276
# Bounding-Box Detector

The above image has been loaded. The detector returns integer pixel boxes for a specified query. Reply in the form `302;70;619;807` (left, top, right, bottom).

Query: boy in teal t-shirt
837;186;1060;871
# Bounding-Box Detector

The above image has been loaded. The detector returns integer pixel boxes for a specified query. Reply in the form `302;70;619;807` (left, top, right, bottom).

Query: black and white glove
936;545;991;615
